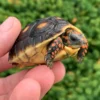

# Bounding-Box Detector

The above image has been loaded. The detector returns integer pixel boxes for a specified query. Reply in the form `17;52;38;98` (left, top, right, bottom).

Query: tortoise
9;17;88;68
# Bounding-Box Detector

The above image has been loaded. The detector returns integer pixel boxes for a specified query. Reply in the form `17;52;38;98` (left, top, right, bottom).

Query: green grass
0;0;100;100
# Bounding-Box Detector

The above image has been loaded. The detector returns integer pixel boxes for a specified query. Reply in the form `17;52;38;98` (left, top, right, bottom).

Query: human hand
0;17;65;100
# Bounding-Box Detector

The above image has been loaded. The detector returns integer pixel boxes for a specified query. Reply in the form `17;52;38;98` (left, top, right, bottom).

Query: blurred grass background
0;0;100;100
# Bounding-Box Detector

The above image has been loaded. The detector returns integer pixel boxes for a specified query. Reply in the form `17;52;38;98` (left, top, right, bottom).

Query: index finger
0;17;21;57
0;53;13;72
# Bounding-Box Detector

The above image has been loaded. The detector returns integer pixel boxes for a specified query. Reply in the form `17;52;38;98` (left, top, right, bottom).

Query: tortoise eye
70;34;77;42
69;33;81;44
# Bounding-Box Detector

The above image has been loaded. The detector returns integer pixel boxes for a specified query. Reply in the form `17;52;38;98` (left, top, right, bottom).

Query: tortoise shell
9;17;88;68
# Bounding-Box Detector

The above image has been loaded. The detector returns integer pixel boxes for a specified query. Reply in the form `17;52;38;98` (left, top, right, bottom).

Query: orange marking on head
66;29;72;34
74;31;80;35
66;29;81;36
22;26;29;33
62;36;68;40
37;22;47;29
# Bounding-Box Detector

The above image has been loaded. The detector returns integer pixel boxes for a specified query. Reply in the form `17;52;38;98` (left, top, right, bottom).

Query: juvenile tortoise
9;17;88;68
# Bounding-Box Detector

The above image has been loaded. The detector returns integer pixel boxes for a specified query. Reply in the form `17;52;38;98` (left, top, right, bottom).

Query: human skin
0;17;65;100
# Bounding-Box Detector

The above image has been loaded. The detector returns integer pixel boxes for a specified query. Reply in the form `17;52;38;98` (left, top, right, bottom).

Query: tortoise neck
60;32;68;46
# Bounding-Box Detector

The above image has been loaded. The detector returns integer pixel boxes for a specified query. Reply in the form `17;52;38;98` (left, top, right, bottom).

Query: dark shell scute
15;41;24;53
58;20;68;24
23;37;34;48
9;41;24;57
10;17;69;55
29;17;68;43
16;23;33;43
9;45;16;58
33;36;42;44
30;22;54;38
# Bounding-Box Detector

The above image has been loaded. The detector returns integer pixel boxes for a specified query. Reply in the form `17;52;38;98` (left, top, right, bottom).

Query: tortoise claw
46;60;53;68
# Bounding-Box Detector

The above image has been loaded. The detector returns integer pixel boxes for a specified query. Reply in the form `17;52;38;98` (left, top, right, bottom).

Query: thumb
0;17;21;57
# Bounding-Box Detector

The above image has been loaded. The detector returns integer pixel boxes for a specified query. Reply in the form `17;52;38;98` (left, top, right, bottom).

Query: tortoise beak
69;33;88;61
69;33;87;48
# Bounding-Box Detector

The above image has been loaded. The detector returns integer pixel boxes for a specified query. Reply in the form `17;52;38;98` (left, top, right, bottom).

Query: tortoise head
62;28;88;61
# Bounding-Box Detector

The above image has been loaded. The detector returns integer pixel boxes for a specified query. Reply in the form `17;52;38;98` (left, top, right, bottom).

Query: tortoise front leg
45;37;64;67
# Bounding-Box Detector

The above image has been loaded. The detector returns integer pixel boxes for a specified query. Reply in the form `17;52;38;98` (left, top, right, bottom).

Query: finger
0;53;12;72
0;70;27;95
24;65;55;98
51;61;66;83
0;17;21;57
9;79;40;100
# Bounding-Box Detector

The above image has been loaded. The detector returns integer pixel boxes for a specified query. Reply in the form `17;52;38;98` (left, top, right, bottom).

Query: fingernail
0;17;14;32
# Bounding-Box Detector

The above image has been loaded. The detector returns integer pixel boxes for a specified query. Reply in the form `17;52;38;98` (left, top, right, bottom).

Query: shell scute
9;17;88;67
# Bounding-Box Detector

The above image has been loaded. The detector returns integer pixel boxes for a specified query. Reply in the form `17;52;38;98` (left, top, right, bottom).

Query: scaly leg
45;37;64;67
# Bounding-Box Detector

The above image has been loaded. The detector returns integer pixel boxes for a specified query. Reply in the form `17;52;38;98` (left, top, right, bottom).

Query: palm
0;17;65;100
